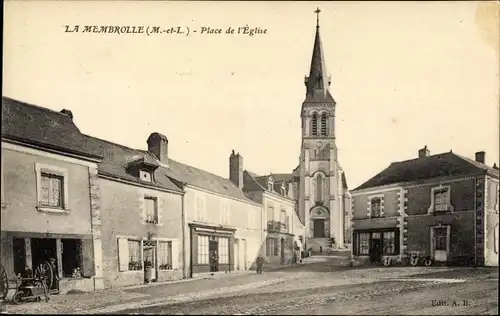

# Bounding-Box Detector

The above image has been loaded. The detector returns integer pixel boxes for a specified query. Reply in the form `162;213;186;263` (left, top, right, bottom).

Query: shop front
189;224;235;277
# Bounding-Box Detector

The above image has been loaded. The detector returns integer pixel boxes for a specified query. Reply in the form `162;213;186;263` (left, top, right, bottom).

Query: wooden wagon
0;261;54;304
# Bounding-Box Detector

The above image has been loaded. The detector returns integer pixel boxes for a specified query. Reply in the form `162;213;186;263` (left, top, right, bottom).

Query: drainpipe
181;181;187;279
473;177;477;266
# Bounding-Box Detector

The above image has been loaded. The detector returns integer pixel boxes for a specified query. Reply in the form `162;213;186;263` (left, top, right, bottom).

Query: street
4;258;498;315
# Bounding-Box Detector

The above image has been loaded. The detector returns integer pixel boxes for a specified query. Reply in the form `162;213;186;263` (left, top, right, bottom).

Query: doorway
12;238;26;275
369;233;382;263
241;239;247;270
313;219;325;238
143;240;157;282
209;237;219;272
431;226;449;262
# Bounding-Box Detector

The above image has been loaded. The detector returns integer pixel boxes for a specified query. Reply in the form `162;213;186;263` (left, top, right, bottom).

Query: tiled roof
353;152;500;191
2;97;101;160
82;135;183;193
243;170;265;192
163;159;258;203
270;173;294;183
83;134;257;202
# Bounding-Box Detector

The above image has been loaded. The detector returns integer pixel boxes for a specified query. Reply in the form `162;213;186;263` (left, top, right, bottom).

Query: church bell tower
299;8;345;251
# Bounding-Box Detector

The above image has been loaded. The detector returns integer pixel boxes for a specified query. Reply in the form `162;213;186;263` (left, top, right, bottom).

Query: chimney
493;163;498;170
418;145;430;158
475;151;485;164
229;150;243;189
60;109;74;119
147;132;169;166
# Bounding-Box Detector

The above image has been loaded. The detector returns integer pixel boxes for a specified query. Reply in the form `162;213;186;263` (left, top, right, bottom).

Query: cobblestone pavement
3;259;497;315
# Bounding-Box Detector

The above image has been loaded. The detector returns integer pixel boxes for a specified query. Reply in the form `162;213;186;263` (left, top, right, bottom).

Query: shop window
197;235;209;264
356;232;370;255
383;231;396;255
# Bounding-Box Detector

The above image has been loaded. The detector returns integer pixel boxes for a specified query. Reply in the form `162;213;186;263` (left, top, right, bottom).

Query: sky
3;1;499;190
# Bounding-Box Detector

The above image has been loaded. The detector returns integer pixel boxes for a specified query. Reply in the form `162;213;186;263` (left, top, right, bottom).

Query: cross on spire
314;7;321;27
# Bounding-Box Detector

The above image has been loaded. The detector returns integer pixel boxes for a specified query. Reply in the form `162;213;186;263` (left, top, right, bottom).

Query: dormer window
126;155;159;183
140;170;152;182
281;184;286;196
268;178;274;191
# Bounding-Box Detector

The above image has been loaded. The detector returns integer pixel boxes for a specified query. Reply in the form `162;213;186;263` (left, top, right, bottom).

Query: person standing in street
256;255;265;274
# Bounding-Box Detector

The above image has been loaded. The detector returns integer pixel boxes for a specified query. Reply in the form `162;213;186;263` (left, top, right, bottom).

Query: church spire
305;7;332;100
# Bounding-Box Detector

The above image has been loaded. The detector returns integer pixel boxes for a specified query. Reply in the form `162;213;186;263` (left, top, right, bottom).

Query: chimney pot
475;151;485;164
147;132;169;165
60;109;74;119
418;146;430;158
229;151;244;189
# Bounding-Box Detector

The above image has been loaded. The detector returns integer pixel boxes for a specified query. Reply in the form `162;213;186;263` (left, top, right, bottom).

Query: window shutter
81;239;95;277
118;237;129;272
171;240;180;270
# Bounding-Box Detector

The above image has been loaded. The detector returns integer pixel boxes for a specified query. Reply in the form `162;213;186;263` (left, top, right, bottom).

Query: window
356;233;370;255
320;113;328;136
315;175;324;202
267;206;274;222
370;198;382;217
144;197;158;224
128;240;142;271
218;237;229;264
266;238;278;256
158;241;172;270
383;231;396;255
35;163;70;212
434;189;449;212
220;204;230;225
428;186;454;214
311;113;318;136
197;235;209;264
139;170;152;182
40;173;63;207
196;196;206;221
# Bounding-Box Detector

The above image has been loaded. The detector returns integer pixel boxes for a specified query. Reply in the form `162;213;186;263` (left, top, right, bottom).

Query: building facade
1;97;104;293
351;146;499;266
158;146;263;278
238;162;306;268
83;134;185;288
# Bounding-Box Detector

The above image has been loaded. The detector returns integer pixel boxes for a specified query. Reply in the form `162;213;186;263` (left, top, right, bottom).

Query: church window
320;113;328;136
311;113;318;136
315;174;324;202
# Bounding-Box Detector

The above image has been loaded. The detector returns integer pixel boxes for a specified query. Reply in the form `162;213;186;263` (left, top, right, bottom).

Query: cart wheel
0;263;8;300
34;261;54;290
12;290;25;305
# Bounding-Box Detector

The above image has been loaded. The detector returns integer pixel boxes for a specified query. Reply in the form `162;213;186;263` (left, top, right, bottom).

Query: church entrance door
313;219;325;238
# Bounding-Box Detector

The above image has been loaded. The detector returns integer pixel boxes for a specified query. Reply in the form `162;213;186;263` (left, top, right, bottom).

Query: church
272;9;352;253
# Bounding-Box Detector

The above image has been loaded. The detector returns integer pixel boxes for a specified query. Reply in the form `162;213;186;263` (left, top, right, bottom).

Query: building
159;148;263;278
235;155;306;268
268;12;352;253
1;97;104;293
350;146;499;266
82;133;185;288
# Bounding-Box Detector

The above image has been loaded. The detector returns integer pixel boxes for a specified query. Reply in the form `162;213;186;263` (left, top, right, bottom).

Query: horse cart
0;261;54;305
